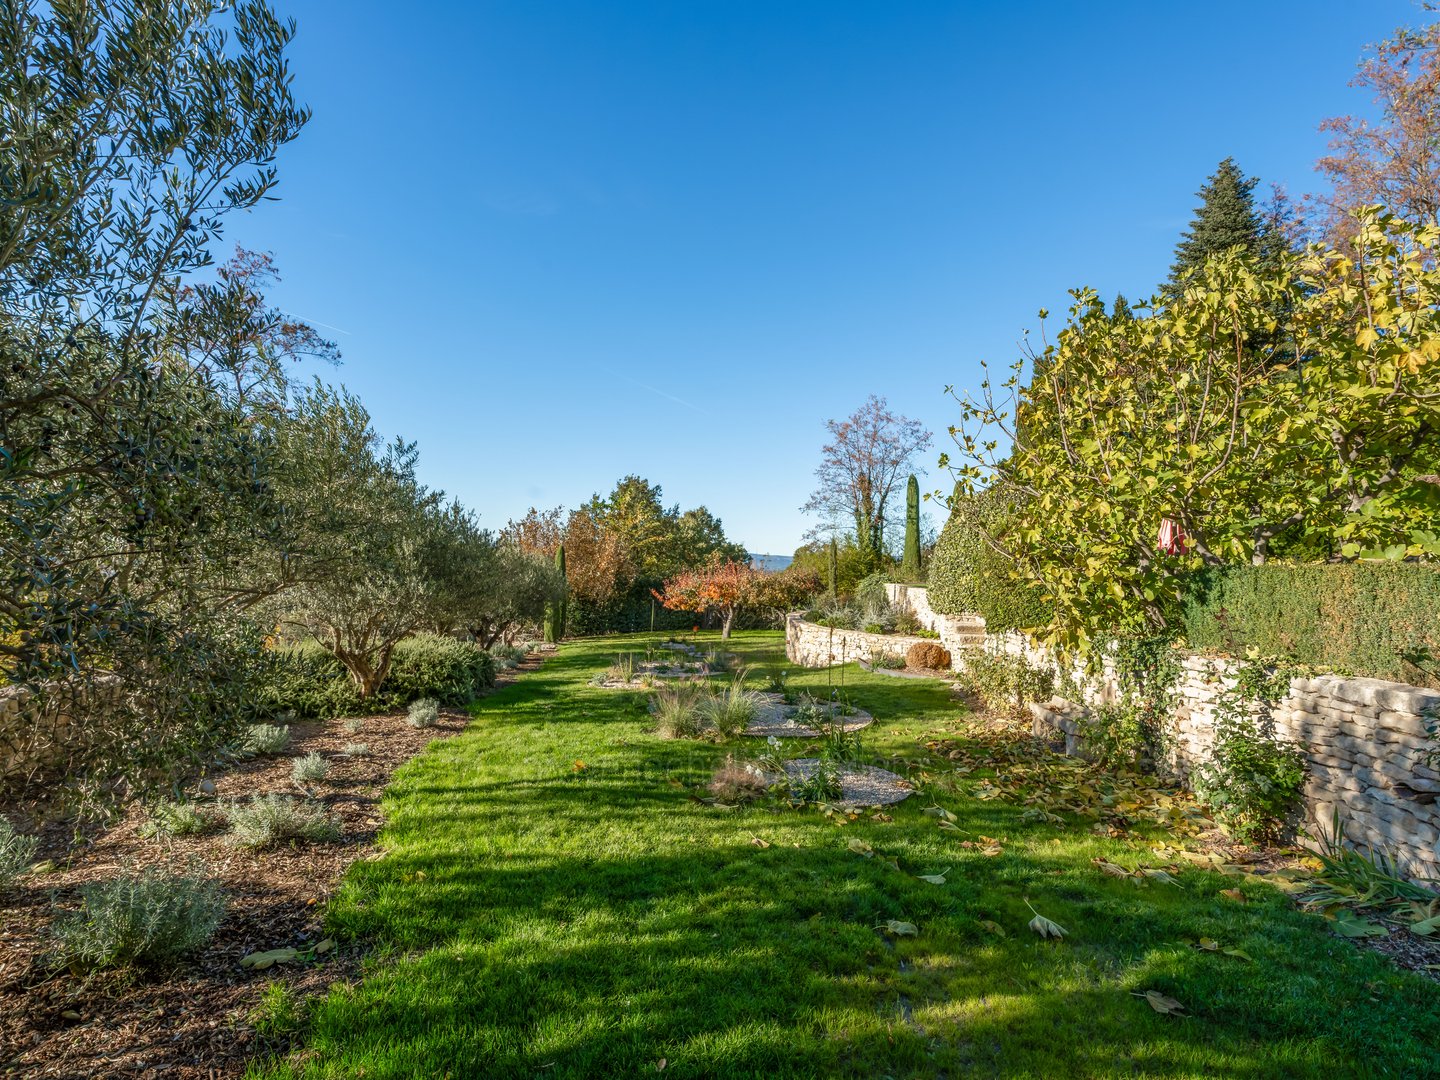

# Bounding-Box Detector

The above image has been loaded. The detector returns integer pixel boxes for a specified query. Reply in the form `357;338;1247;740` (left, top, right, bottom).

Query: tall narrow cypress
902;474;921;579
544;543;567;643
827;537;838;598
554;544;567;640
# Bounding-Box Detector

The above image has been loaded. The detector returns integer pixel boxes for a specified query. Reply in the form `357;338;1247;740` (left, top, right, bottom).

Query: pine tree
1167;158;1265;293
1111;293;1133;321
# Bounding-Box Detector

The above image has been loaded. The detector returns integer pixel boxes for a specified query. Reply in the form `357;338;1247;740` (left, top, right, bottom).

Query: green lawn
256;631;1440;1079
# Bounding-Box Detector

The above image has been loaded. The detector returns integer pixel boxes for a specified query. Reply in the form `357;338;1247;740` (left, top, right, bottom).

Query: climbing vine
1079;635;1183;767
1191;657;1309;842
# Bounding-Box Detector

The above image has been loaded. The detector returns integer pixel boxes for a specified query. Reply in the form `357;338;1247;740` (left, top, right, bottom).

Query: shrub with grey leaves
407;697;439;728
51;868;225;971
225;795;340;849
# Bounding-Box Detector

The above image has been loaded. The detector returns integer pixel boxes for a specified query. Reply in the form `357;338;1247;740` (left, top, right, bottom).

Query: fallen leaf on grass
846;838;874;857
876;920;918;937
1025;899;1066;940
1092;858;1130;878
916;867;951;885
923;805;958;824
978;919;1008;937
749;835;771;849
1219;888;1246;903
1192;938;1251;960
314;938;335;955
1134;990;1186;1015
1138;868;1183;887
572;760;587;772
960;838;1004;856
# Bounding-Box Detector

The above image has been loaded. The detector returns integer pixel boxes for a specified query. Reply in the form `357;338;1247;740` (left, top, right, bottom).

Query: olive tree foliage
945;210;1440;649
267;384;442;698
421;504;564;648
0;1;309;810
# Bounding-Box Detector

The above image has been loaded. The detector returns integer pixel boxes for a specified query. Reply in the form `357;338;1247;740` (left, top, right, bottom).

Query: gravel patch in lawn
743;695;874;738
782;760;913;807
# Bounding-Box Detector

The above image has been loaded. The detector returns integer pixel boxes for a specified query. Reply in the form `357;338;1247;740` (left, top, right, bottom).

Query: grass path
256;631;1440;1078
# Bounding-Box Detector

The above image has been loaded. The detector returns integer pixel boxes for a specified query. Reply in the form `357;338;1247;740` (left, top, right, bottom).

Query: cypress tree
544;544;567;643
1167;158;1266;293
555;544;567;640
901;474;921;579
827;537;838;598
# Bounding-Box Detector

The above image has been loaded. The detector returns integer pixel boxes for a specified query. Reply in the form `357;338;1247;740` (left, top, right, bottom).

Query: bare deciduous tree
1316;20;1440;239
802;395;932;568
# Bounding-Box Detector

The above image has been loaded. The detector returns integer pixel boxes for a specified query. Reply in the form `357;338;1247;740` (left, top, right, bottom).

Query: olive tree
0;0;309;810
268;384;440;697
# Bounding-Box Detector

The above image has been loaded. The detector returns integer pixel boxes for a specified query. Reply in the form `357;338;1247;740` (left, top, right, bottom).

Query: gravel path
781;760;913;807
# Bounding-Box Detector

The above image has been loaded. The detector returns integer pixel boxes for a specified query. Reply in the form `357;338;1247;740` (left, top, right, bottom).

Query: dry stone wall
785;615;934;669
789;583;1440;882
0;678;122;798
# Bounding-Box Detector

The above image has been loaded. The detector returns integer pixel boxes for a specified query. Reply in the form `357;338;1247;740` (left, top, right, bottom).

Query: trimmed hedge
927;486;1052;633
260;634;497;719
1182;563;1440;687
567;578;772;636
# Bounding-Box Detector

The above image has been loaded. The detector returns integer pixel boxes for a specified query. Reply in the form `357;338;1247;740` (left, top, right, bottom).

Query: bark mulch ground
0;657;542;1079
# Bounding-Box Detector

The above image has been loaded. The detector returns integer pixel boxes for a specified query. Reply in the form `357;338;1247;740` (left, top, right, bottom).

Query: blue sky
227;0;1417;555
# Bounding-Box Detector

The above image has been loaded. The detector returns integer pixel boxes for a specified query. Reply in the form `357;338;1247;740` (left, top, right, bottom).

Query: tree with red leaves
653;557;761;640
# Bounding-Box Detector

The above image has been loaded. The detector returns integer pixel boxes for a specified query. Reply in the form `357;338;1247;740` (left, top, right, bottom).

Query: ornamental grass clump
51;868;225;972
225;794;340;849
0;818;39;892
697;671;762;738
651;683;704;739
708;756;769;803
407;697;439;728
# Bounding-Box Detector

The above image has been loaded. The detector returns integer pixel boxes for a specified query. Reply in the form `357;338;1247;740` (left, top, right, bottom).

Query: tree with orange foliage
653;557;761;640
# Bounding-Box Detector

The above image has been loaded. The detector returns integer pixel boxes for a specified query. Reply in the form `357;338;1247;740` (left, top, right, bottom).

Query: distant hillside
749;553;793;573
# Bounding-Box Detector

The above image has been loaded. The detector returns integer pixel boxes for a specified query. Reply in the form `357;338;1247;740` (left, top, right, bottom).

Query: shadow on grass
252;633;1440;1080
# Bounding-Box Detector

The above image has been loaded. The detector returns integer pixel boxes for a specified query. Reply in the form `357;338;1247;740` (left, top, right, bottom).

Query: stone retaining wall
784;615;935;669
883;584;985;656
1004;633;1440;881
0;678;122;798
789;582;1440;881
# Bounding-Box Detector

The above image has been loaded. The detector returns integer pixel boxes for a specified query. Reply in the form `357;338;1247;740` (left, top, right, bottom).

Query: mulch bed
0;656;542;1078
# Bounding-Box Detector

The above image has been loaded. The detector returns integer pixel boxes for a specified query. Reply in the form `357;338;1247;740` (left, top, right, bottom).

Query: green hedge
927;486;1052;633
1182;563;1440;687
567;578;773;636
260;633;497;718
